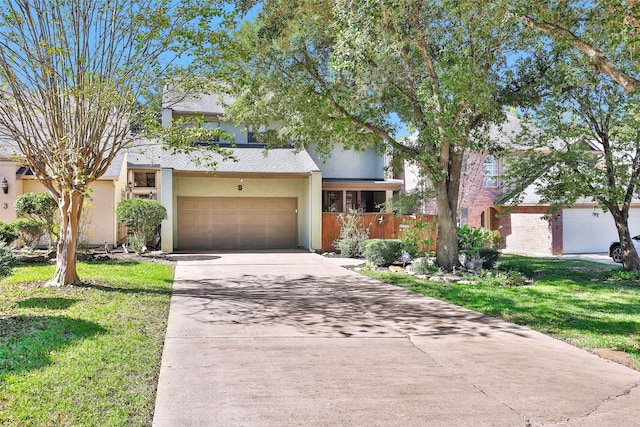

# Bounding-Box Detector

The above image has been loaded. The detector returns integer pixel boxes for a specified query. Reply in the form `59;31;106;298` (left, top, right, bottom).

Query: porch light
126;182;133;192
1;177;7;194
149;191;154;200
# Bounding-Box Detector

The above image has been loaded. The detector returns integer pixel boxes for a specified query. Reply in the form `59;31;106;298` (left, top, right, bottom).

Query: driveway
153;251;640;426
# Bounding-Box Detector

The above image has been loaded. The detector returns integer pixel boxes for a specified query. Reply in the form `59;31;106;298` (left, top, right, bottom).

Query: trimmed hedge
364;239;404;266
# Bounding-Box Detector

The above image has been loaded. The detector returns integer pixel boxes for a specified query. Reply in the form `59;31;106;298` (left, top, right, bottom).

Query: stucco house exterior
0;89;402;252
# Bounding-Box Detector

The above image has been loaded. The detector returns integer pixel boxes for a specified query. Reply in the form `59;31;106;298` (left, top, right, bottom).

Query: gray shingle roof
127;142;320;174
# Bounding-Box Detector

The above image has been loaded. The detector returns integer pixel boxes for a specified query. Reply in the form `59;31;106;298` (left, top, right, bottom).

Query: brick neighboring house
402;113;639;256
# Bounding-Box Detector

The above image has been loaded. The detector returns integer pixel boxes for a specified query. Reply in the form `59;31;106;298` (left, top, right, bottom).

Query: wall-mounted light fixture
1;177;8;194
149;191;154;200
126;182;133;192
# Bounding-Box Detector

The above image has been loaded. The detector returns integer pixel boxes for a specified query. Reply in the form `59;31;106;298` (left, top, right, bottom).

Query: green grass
0;260;174;427
361;255;640;367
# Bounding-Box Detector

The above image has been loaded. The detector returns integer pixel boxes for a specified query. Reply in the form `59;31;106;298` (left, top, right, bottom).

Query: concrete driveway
153;251;640;426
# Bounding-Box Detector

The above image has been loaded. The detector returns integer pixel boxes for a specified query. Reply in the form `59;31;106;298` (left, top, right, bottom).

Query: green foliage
399;217;435;257
0;221;18;246
0;241;15;280
12;218;45;249
363;239;404;266
472;269;532;287
457;225;503;253
116;199;167;250
478;248;501;269
412;258;440;275
333;210;369;258
207;0;523;272
14;192;58;247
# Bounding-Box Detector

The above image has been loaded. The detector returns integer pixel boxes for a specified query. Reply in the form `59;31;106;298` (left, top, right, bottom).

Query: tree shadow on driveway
171;272;530;339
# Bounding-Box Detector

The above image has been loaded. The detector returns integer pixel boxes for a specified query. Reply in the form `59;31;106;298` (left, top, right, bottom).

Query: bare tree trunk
434;179;460;272
611;209;640;271
46;191;84;287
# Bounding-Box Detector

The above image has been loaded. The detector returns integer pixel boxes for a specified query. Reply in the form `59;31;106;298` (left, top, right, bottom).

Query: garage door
178;197;298;250
562;208;640;253
506;213;552;254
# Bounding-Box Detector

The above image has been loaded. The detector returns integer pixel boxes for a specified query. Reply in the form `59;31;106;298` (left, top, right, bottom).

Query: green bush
399;217;435;257
0;241;15;280
458;225;503;269
0;221;18;246
12;218;45;249
15;192;58;247
116;199;167;250
333;210;369;257
413;257;440;274
473;269;532;287
478;248;501;269
364;239;404;266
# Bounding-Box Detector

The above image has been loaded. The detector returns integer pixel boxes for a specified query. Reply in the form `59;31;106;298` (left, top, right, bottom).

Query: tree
207;0;523;271
504;1;640;93
0;0;230;286
504;53;640;270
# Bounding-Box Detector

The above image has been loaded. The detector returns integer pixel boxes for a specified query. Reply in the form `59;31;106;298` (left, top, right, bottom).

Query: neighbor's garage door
178;197;297;250
562;208;640;253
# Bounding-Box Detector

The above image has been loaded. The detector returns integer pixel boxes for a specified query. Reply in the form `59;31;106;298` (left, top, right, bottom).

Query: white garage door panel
562;208;640;253
178;197;298;250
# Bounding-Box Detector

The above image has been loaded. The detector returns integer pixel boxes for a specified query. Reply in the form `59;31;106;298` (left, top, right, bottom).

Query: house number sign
2;203;7;209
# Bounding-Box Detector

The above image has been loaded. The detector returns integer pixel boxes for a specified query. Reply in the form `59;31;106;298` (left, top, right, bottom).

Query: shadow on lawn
0;315;106;377
17;297;80;310
74;281;172;296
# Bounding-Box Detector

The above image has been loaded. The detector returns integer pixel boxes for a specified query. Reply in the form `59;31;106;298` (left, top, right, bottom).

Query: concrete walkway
153;251;640;426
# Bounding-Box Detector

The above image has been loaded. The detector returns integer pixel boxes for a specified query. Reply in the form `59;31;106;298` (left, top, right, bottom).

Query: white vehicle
608;235;640;263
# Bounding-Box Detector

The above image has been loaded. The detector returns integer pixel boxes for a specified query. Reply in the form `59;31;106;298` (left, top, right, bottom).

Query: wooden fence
322;213;437;253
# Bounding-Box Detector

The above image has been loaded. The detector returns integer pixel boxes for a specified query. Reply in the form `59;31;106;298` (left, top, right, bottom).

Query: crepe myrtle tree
0;0;232;286
207;0;526;271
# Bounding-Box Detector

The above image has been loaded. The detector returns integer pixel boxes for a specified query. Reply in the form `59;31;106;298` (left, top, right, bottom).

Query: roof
1;134;126;180
162;89;233;116
127;142;321;175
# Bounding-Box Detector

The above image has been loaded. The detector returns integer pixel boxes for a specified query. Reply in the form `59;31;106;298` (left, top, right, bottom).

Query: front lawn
361;255;640;368
0;260;174;426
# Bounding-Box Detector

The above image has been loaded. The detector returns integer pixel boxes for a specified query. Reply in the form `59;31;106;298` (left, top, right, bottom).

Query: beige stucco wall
0;161;22;224
23;179;117;246
172;175;321;250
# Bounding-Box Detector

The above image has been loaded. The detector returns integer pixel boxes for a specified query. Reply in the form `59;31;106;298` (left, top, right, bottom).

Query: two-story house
0;88;401;252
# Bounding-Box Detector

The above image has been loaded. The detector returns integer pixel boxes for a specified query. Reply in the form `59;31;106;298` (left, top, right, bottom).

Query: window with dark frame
133;171;156;188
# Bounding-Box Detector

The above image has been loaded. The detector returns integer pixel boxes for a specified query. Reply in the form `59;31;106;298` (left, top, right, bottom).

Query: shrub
412;257;440;274
478;248;501;269
12;218;45;249
473;270;532;287
116;199;167;250
399;217;435;257
0;241;15;280
0;221;18;246
14;192;58;247
458;225;503;269
333;210;369;257
364;239;404;266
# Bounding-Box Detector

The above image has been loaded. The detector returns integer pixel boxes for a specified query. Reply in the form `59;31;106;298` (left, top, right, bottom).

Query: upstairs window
201;120;220;142
133;171;156;188
483;155;499;188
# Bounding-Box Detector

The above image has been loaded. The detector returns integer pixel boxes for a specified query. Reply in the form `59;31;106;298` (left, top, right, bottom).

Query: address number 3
3;203;7;209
